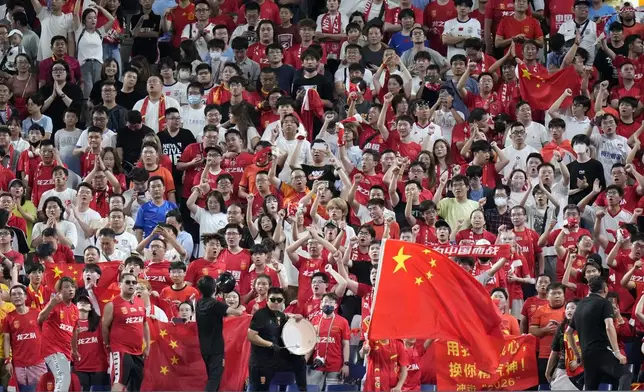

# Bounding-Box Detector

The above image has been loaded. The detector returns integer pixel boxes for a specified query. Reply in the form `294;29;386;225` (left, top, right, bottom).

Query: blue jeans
103;43;121;77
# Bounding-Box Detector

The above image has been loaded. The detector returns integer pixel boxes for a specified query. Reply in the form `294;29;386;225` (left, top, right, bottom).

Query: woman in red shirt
72;296;109;391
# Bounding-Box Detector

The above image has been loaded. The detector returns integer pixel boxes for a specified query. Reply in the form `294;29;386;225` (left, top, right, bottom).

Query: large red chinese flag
518;64;581;111
44;261;121;289
369;240;505;373
141;316;251;391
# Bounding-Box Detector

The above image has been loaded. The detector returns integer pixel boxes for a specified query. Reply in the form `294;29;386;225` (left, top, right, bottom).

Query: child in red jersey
72;296;109;391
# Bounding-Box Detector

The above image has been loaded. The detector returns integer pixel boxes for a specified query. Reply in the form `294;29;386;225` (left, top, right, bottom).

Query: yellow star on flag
414;277;423;286
68;266;74;271
429;259;437;268
521;68;532;79
422;249;431;254
159;329;168;338
160;366;169;375
393;247;412;273
72;270;78;275
170;356;179;365
53;266;63;279
536;84;541;88
426;271;433;279
169;340;178;349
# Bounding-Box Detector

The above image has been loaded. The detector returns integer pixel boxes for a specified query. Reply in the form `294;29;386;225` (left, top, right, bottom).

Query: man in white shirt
507;101;549;150
133;75;181;132
501;122;538;178
334;44;374;96
67;183;101;257
181;0;215;60
229;2;259;45
548;88;592;140
557;0;597;64
31;0;73;60
72;106;117;156
589;113;631;182
442;0;482;62
97;227;130;261
181;82;206;139
39;166;77;209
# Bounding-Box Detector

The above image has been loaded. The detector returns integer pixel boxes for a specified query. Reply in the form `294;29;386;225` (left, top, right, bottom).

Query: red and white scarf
321;13;343;58
140;95;167;131
364;0;388;21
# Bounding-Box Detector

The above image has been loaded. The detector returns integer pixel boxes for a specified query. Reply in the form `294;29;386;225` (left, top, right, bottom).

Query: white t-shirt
504;121;549;150
114;230;138;255
501;144;538;177
275;138;312;183
163;82;188;106
431;109;463;145
70;207;101;256
334;65;374;88
99;248;130;262
192;208;227;256
133;96;181;133
261;120;307;142
442;17;482;63
75;128;116;149
410;122;442;146
38;188;77;210
37;9;73;60
181;105;207;139
181;22;215;60
32;220;78;249
315;14;348;60
76;26;106;64
558;19;597;64
590;133;631;182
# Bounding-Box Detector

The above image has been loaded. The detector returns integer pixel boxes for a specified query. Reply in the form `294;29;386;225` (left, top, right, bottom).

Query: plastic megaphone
216;272;236;294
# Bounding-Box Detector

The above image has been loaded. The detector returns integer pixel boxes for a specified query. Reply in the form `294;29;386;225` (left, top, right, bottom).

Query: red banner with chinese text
435;335;538;391
431;245;512;259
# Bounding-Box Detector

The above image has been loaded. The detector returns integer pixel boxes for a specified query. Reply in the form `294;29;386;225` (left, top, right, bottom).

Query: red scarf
27;284;45;310
321;13;343;58
140;95;167;131
364;0;388;21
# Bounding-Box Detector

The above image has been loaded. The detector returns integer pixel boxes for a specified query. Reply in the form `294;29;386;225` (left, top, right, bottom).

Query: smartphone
248;25;255;32
171;317;186;324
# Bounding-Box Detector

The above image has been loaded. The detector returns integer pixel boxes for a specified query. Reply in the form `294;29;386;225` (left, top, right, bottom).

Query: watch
343;361;350;366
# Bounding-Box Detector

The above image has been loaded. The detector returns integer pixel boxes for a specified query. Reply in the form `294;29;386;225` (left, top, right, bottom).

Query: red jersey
286;43;328;69
423;0;456;56
496;16;544;58
41;301;78;360
179;143;205;199
455;229;497;245
3;309;43;367
35;244;75;268
310;314;350;372
90;189;112;218
17;148;40;179
294;255;327;307
502;253;530;302
357;282;374;339
402;344;424;391
349;168;385;206
547;228;592;281
8;214;27;235
218;248;251;290
246;297;267;314
29;162;57;208
459;162;499;189
186;258;227;285
0;165;15;192
222;152;254;189
611;83;643;102
365;340;410;392
358;123;387;153
301;295;324;320
386;131;421;161
470;54;498;78
463;91;505;116
170;3;196;48
521;296;548;328
485;0;520;38
548;0;574;33
530;304;565;358
237;0;281;25
248;43;270;68
80;152;98;178
612;252;644;312
74;319;108;372
512;227;542;275
242;266;279;297
474;260;507;293
3;250;24;266
109;296;146;355
415;221;438;246
143;261;172;293
385;6;424;25
496;79;520;117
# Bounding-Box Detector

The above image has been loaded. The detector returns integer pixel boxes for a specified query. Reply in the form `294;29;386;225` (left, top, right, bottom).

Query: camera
311;356;326;370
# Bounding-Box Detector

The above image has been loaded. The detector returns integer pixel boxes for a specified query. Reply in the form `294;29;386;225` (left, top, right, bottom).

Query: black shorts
109;352;144;390
75;371;110;392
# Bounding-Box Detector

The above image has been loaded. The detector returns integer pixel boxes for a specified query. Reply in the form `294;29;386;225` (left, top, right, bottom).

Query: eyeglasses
52;68;66;73
123;280;137;285
167;116;181;121
195;7;209;11
268;297;284;303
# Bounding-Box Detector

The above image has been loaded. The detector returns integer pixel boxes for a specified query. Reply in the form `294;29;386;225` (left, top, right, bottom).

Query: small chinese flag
369;240;505;373
518;64;581;110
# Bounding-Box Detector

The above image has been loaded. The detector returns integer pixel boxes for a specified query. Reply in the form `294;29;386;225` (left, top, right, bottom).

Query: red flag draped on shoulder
301;87;325;141
141;316;252;391
518;64;581;111
369;240;505;373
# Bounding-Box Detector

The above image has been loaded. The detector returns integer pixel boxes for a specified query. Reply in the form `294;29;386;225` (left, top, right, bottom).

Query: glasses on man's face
52;68;66;73
606;191;620;197
510;213;525;217
268;297;284;303
168;116;181;121
123;280;137;285
0;232;11;237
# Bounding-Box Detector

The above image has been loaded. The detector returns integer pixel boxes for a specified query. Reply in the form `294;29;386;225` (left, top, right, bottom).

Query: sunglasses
123;280;137;285
268;297;284;303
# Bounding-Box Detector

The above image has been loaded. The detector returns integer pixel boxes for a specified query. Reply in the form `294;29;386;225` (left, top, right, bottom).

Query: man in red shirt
25;264;53;310
37;276;78;392
238;0;281;26
34;228;75;264
308;292;351;389
494;0;544;58
365;199;400;240
27;140;64;208
529;283;565;386
102;273;150;392
218;224;251;291
186;233;226;285
4;285;48;390
520;274;550;333
221;129;254;190
423;0;455;56
510;205;544;276
167;0;196;50
294;265;346;320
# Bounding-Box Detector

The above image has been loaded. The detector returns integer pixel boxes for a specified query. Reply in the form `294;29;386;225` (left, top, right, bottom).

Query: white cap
8;29;22;38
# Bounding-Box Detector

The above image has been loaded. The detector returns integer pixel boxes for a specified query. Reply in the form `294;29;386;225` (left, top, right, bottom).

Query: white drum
281;318;317;355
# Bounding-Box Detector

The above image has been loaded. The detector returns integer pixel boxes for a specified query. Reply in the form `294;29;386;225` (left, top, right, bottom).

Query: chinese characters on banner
435;335;538;391
431;245;512;259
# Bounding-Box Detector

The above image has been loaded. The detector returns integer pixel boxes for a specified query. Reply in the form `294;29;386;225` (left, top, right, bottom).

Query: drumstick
282;344;301;349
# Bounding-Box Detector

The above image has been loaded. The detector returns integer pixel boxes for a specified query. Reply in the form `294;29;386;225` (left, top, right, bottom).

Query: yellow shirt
0;284;15;358
437;198;479;230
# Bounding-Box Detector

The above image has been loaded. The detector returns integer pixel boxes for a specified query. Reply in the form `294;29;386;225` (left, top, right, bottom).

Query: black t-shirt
249;307;287;364
117;90;146;111
196;297;229;356
569;293;614;356
130;12;162;64
567;159;606;205
116;125;155;166
291;74;333;102
158;128;197;187
301;164;336;190
361;46;386;70
594;43;628;87
39;83;84;137
90;79;124;106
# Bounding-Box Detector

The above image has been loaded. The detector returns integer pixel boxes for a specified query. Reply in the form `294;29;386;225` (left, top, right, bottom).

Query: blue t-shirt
22;115;54;136
590;5;615;22
389;32;413;56
134;200;178;237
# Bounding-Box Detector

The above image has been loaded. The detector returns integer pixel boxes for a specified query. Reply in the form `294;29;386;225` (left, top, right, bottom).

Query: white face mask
178;70;190;80
573;143;587;154
210;51;222;60
494;197;508;207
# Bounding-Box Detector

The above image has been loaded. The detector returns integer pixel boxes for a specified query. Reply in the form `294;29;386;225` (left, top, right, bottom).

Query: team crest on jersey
121;307;128;315
202;268;210;276
59;311;65;320
12;320;19;328
431;10;436;16
241;262;248;271
524;26;530;33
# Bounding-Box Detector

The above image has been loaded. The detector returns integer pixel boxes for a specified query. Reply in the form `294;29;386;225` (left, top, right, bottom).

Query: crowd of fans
0;0;643;389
